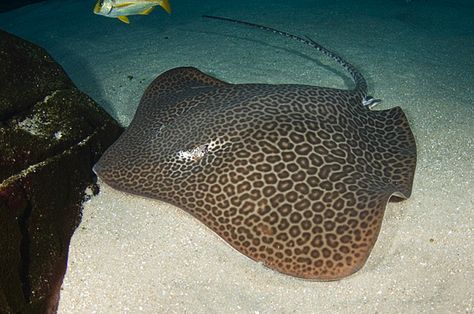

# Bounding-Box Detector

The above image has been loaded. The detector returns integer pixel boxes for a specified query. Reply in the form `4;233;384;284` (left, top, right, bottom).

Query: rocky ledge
0;29;123;313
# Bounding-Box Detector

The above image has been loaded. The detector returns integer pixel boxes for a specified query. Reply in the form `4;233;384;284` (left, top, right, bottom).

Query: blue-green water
1;1;473;312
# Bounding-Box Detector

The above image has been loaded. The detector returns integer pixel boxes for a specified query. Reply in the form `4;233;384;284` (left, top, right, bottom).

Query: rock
0;29;123;313
0;1;46;13
0;27;71;121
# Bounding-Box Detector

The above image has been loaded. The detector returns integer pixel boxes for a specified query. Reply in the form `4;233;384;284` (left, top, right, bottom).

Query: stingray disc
94;66;416;280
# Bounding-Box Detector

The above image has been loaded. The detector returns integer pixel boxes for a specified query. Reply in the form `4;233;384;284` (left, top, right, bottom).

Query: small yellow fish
93;0;171;24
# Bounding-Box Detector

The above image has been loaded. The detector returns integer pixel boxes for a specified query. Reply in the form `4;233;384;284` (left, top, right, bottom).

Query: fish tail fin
158;0;172;14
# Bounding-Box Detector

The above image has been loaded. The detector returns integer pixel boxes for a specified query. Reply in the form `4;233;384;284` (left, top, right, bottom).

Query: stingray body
94;16;416;280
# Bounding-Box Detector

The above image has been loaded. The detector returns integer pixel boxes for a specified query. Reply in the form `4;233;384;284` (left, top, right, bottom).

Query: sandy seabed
1;0;473;313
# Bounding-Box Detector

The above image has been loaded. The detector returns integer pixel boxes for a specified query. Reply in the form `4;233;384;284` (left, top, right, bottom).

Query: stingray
93;16;416;280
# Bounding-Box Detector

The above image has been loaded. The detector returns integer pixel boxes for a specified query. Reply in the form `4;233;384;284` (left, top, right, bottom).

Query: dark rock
0;28;71;121
0;0;46;13
0;29;123;313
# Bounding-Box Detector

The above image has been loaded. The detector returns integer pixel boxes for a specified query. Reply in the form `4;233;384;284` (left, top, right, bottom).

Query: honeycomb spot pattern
94;67;416;280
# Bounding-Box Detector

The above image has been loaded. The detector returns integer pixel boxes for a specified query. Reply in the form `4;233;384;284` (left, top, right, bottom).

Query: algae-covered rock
0;29;123;313
0;29;71;120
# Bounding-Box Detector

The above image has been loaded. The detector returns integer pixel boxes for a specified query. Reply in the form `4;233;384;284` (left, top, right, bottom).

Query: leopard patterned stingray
94;17;416;280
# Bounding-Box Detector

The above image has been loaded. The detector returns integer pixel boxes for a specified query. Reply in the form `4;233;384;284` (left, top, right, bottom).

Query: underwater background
1;0;473;312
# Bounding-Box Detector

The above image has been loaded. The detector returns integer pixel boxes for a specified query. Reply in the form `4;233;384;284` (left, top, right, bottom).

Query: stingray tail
203;15;368;100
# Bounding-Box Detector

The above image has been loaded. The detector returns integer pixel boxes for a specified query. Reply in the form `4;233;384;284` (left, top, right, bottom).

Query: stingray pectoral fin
156;0;172;14
252;193;394;280
145;67;228;94
139;67;229;107
140;7;154;15
368;106;417;197
117;16;130;24
132;67;230;126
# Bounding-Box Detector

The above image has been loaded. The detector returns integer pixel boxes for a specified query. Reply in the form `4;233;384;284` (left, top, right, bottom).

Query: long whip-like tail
203;15;368;100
